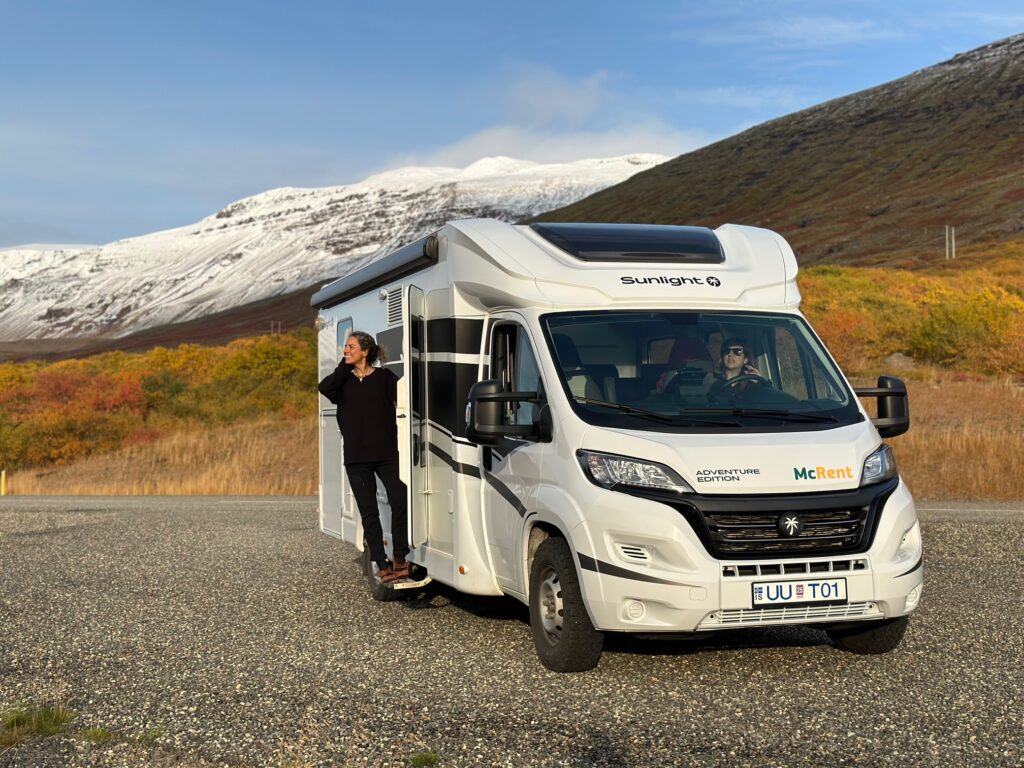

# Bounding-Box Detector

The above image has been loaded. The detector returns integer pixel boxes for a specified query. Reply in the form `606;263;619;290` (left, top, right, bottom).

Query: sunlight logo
794;465;854;481
620;275;722;287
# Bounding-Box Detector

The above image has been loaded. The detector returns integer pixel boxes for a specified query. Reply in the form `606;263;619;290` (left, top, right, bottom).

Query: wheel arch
521;512;602;627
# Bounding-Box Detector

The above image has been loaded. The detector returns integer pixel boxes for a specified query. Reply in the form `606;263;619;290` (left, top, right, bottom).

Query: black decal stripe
427;318;485;355
897;557;923;578
427;441;481;479
483;471;529;518
578;553;684;586
426;361;480;438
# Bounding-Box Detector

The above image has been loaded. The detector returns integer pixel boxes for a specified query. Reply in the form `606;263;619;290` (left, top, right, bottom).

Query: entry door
404;285;429;547
319;314;351;538
482;320;550;592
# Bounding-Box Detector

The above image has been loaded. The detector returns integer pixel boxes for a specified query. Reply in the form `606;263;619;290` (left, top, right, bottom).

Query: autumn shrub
0;328;317;470
16;410;137;465
906;286;1024;372
800;263;1024;376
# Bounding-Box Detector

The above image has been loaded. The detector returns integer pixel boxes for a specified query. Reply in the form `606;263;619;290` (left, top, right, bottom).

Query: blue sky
1;1;1020;246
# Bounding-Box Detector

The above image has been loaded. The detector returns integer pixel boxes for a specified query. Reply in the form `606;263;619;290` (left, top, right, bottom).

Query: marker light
860;444;899;486
576;450;694;493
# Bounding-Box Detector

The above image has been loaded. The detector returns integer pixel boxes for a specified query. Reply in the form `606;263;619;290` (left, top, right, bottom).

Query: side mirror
854;376;910;438
466;379;541;446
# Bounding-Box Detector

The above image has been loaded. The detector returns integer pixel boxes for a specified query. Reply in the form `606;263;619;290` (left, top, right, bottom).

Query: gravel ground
1;496;1022;768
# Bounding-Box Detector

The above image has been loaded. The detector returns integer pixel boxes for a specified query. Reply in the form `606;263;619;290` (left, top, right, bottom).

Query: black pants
346;460;409;567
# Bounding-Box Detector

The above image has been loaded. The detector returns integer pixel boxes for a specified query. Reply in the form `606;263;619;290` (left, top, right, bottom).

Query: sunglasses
724;346;747;356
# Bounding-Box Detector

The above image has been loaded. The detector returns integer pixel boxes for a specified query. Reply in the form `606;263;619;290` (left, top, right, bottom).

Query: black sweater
318;363;400;465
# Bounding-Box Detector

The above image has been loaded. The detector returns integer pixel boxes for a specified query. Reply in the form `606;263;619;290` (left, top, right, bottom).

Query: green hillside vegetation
2;260;1023;473
534;35;1024;267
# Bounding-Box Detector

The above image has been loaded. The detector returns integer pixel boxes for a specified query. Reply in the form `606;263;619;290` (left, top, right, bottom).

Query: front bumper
573;479;922;633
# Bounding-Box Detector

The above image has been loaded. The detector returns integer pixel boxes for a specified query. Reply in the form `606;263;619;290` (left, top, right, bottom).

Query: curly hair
347;330;386;366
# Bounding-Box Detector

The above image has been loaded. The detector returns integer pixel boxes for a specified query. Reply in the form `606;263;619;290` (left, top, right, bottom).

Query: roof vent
531;223;725;264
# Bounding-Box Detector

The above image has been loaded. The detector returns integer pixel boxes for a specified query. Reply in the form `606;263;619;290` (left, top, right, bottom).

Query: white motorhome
312;219;922;672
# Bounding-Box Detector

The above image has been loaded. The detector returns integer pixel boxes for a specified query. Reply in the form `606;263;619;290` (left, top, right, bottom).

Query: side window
514;333;541;426
491;324;542;428
647;337;674;364
336;317;353;362
810;358;843;401
775;327;810;399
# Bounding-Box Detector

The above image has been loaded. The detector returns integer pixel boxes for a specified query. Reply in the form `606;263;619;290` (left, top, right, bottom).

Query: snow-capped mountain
0;154;666;341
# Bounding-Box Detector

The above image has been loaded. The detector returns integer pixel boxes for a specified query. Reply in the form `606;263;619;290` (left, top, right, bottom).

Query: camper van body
312;219;922;668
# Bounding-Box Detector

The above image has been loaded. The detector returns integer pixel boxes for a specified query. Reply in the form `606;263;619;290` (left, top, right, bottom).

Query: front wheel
529;537;604;672
827;616;909;654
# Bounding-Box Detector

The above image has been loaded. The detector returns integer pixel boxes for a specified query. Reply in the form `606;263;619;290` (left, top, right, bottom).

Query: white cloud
388;65;708;170
0;121;86;151
501;67;610;128
702;15;907;50
947;12;1024;31
389;121;706;169
672;85;816;111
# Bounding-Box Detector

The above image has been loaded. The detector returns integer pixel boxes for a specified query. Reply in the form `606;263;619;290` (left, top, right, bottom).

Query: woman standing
318;331;409;583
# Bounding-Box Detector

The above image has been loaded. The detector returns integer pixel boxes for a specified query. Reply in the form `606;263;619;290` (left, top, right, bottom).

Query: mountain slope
0;154;665;342
534;35;1024;266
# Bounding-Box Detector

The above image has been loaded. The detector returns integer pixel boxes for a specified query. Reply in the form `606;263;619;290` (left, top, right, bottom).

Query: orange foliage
0;328;317;470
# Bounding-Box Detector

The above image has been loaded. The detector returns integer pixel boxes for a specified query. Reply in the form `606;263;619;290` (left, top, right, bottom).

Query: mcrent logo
794;465;854;481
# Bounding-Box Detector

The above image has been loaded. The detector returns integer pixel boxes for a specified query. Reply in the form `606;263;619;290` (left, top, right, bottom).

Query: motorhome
311;219;922;672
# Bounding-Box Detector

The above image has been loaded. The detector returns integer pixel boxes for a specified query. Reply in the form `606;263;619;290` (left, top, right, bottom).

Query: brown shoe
381;560;410;584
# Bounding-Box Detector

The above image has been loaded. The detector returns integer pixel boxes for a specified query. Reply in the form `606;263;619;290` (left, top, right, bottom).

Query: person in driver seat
706;337;762;402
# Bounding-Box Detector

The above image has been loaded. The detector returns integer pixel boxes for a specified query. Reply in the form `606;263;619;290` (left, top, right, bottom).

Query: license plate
752;578;847;607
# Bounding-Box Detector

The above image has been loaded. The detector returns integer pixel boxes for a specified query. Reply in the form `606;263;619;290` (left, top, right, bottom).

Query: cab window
492;324;542;428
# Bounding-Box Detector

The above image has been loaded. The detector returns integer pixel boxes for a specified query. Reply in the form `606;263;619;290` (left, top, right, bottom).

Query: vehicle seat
585;363;619;401
552;334;602;400
656;337;714;394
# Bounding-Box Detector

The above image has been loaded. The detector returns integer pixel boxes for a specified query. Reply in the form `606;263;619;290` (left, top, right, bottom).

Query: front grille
621;477;898;560
707;508;867;556
698;602;882;629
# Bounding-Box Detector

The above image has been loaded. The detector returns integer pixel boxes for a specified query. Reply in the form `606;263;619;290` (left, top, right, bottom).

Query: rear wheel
529;537;604;672
827;616;909;654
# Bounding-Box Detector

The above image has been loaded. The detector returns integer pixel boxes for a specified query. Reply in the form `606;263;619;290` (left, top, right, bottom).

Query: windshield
542;311;862;432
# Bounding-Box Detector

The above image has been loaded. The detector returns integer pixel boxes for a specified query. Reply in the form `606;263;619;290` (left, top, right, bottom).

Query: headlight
860;444;898;486
576;450;694;493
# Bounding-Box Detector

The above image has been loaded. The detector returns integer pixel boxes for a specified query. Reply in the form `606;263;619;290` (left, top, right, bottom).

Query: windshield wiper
573;397;673;423
686;408;841;423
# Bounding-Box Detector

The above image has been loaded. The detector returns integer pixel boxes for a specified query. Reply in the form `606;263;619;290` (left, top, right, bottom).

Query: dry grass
8;417;317;496
5;378;1024;500
886;376;1024;500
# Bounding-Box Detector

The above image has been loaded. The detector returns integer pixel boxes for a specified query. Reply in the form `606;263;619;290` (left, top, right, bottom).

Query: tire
827;616;909;654
362;546;403;603
529;537;604;672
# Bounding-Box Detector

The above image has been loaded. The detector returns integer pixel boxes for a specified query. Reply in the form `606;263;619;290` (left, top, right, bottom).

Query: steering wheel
722;373;773;390
709;373;773;404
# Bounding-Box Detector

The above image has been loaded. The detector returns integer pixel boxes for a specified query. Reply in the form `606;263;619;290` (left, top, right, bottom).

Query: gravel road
1;497;1022;767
